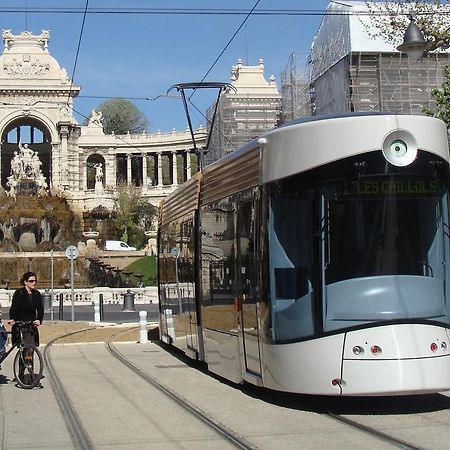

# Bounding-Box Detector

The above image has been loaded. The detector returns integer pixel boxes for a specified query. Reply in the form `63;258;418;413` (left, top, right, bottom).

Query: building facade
0;30;206;223
206;59;281;164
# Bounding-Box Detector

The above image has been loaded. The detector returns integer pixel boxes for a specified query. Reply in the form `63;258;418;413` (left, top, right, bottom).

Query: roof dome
0;30;73;89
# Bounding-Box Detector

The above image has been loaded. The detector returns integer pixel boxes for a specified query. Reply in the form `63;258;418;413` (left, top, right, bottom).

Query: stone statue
95;164;103;183
59;103;71;120
6;142;47;196
10;151;21;179
89;109;103;127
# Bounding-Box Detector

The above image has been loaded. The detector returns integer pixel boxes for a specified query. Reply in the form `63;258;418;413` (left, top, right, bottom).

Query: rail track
327;413;422;450
43;327;256;450
42;327;450;450
43;328;95;450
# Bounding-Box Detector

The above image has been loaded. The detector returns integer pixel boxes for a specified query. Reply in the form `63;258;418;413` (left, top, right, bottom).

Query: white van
105;240;137;251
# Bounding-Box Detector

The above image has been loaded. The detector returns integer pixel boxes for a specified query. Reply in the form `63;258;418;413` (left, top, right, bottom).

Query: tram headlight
389;140;407;157
352;346;364;355
382;130;417;167
441;342;447;351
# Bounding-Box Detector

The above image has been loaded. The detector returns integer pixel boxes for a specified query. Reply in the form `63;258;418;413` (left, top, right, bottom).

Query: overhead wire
186;98;238;151
0;7;446;17
184;0;262;153
192;0;262;92
24;3;429;156
69;104;203;155
67;0;90;104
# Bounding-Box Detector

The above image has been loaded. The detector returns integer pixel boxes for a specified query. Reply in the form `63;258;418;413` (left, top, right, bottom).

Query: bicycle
0;320;43;389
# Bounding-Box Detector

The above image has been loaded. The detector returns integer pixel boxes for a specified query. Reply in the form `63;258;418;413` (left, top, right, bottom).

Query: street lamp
397;14;429;61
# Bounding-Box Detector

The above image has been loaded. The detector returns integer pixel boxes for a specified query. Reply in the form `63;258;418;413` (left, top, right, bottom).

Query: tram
158;113;450;396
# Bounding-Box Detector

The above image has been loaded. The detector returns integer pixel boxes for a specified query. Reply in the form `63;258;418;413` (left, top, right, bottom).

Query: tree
423;65;450;128
364;1;450;52
87;98;148;134
113;181;158;248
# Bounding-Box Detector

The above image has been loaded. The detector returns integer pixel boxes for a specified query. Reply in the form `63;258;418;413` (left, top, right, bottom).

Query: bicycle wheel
13;345;43;389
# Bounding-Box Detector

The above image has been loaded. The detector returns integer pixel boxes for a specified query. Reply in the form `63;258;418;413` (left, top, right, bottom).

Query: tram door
237;200;262;376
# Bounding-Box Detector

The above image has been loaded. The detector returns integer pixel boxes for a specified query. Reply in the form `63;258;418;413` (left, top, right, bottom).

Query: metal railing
0;286;158;307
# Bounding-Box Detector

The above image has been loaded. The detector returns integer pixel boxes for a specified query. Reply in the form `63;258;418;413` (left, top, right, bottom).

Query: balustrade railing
0;286;158;307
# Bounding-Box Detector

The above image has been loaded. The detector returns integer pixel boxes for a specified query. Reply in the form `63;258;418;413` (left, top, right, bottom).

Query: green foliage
365;1;450;52
113;181;158;249
423;65;450;129
88;98;148;134
123;256;157;286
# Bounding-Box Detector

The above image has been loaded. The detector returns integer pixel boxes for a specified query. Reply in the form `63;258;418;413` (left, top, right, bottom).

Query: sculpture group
6;142;48;198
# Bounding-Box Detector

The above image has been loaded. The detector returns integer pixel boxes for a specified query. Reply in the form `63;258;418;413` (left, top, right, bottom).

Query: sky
0;0;332;132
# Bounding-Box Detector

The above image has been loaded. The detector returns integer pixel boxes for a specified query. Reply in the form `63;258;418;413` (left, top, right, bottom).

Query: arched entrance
1;118;52;190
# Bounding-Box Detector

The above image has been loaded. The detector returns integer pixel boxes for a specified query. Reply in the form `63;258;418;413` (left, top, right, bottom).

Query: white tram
158;113;450;396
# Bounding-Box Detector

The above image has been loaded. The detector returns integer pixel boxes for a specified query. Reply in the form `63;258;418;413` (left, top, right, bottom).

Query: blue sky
0;0;332;132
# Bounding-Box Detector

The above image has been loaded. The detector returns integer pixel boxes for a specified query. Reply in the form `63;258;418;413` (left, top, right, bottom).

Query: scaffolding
312;51;450;116
280;52;313;122
205;60;282;165
308;1;450;118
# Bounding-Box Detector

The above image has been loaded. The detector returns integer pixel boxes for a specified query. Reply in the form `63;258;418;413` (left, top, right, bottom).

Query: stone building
0;30;206;229
205;59;281;164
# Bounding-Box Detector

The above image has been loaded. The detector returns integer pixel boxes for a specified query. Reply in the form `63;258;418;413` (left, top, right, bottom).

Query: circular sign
65;245;80;260
170;247;179;258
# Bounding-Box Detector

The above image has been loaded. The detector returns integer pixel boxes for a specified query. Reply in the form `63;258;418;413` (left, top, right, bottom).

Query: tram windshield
268;151;450;342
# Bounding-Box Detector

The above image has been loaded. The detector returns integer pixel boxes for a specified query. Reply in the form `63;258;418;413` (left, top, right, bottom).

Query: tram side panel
197;146;262;384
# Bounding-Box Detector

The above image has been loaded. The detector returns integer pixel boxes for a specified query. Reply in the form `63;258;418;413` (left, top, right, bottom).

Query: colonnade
85;149;197;191
123;150;194;187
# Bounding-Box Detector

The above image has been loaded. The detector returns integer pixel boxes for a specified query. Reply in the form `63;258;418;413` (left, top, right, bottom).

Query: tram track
43;326;257;450
43;325;450;450
43;328;95;450
327;412;423;450
106;328;257;450
323;391;450;450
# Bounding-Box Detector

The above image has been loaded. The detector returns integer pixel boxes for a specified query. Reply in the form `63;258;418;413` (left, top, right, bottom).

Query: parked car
104;240;137;251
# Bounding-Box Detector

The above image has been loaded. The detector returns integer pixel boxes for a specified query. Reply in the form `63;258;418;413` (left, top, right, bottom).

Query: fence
0;286;158;308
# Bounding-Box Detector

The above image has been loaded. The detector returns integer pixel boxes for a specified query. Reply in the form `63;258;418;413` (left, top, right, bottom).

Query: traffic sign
65;245;80;260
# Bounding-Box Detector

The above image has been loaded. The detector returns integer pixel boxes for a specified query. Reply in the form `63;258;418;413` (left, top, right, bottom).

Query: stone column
186;151;192;180
70;126;81;191
107;149;116;189
50;143;59;188
127;154;132;185
171;151;178;185
157;152;163;187
59;124;69;188
80;152;86;190
142;153;148;188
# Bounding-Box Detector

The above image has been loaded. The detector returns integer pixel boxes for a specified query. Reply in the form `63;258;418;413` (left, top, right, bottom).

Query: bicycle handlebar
12;321;36;329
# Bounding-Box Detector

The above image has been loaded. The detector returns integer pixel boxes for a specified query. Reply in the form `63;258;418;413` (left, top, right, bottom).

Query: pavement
2;319;450;448
0;337;392;450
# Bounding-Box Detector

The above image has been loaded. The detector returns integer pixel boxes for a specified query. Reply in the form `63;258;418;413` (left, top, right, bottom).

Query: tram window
275;268;308;299
320;152;450;331
268;191;316;342
201;197;237;333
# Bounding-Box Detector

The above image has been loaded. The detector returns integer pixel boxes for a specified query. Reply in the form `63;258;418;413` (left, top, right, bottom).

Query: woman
9;272;44;346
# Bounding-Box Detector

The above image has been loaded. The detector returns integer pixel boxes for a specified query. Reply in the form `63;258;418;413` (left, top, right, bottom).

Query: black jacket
9;287;44;324
9;287;44;346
